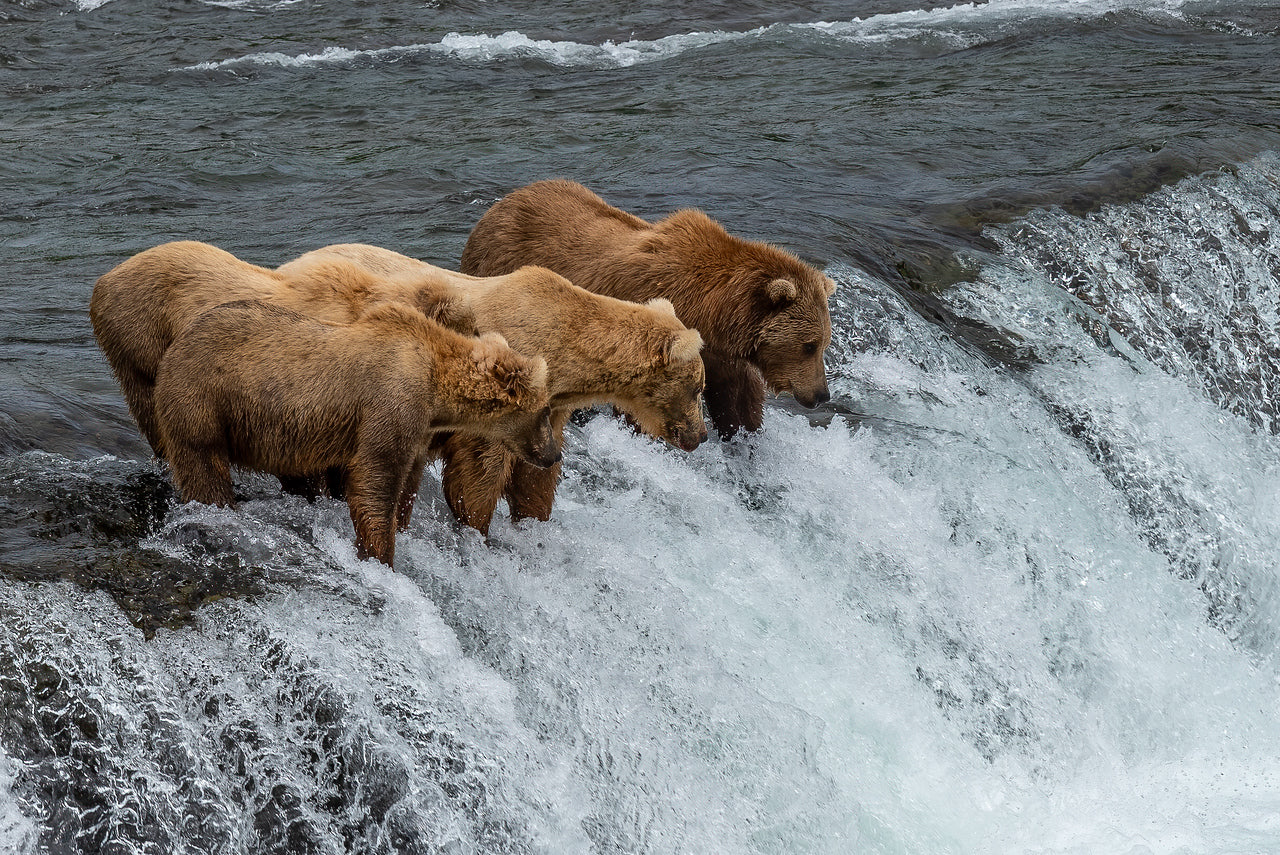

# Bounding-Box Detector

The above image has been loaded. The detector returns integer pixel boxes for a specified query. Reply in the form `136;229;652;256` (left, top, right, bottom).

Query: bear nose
814;388;830;405
675;424;706;451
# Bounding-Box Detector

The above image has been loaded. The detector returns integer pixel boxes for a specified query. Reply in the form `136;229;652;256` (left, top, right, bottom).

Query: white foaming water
382;153;1280;851
182;0;1208;73
948;153;1280;666
195;45;364;69
184;30;752;72
0;497;596;852
798;0;1193;53
199;0;307;9
0;750;36;855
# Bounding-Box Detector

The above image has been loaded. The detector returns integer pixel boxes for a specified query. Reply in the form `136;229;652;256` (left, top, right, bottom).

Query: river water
3;0;1280;852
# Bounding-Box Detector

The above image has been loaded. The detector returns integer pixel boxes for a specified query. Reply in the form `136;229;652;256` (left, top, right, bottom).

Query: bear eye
802;342;819;356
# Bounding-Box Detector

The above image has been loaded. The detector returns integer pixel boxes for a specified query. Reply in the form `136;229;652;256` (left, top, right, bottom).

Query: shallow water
3;0;1280;852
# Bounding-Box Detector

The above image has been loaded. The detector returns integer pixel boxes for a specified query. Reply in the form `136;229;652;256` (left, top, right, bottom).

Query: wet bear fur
279;244;707;535
458;179;838;437
153;299;558;565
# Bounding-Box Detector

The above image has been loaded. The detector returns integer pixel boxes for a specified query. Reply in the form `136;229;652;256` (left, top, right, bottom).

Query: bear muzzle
671;422;708;452
794;385;831;408
528;444;563;468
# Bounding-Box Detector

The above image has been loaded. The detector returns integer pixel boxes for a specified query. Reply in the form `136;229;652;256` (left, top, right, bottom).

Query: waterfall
3;155;1280;853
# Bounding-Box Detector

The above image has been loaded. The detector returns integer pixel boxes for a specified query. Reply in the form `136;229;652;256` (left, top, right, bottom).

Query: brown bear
458;179;837;437
279;244;708;534
90;240;461;461
153;299;558;566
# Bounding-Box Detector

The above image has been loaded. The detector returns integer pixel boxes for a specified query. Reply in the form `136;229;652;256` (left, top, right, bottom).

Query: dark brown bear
153;299;558;565
459;179;836;437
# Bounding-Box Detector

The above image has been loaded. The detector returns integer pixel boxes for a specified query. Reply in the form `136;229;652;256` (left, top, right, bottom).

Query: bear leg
395;453;429;533
117;365;166;458
279;467;348;502
325;466;348;500
440;434;513;536
166;441;235;508
702;352;766;438
344;460;403;566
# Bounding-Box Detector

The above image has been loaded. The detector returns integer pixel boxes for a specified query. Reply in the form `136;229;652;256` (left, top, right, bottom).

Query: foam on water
0;750;36;855
181;0;1222;73
365;152;1280;851
74;0;308;8
947;153;1280;666
199;0;307;9
910;152;1280;847
802;0;1191;50
0;498;597;852
184;30;752;73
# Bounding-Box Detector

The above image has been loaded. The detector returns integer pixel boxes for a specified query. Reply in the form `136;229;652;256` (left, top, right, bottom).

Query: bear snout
793;385;830;408
674;423;707;451
531;444;563;468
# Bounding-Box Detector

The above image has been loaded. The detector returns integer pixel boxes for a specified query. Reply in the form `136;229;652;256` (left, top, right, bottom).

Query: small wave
436;29;746;67
186;28;751;72
200;0;307;9
800;0;1191;54
76;0;305;9
190;45;365;70
182;0;1203;73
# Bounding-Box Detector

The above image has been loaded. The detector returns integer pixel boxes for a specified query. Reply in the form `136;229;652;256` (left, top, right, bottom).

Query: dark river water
3;1;1280;852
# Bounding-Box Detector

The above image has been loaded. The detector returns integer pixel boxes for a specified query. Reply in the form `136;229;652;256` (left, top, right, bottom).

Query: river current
2;1;1280;852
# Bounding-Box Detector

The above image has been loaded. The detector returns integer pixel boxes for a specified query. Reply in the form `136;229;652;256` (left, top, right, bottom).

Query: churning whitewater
3;0;1280;852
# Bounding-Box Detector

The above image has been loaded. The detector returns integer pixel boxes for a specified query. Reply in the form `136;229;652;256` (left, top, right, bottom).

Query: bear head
651;210;837;410
466;332;561;468
623;299;708;452
750;269;836;408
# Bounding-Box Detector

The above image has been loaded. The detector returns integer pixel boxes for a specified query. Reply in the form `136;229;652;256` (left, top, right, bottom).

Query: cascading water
948;153;1280;665
4;155;1280;852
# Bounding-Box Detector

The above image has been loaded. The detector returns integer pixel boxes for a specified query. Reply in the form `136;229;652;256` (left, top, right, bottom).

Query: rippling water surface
3;0;1280;852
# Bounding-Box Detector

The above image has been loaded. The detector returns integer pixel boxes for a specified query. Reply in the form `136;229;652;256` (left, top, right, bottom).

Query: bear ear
655;328;703;366
765;277;798;305
646;297;678;319
491;353;547;403
524;356;549;397
822;275;837;297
